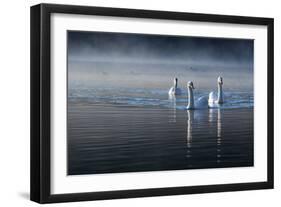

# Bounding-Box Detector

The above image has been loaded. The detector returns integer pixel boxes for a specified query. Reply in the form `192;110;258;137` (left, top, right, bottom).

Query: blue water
69;87;253;110
67;87;254;175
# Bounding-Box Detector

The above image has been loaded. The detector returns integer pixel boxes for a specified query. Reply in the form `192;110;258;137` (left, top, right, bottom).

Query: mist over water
68;31;254;91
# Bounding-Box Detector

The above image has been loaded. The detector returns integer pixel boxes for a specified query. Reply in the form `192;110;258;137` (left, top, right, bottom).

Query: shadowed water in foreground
68;98;253;175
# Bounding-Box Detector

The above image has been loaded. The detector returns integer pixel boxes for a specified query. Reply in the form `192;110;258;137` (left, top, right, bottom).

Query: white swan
168;77;182;95
186;81;208;110
208;76;224;107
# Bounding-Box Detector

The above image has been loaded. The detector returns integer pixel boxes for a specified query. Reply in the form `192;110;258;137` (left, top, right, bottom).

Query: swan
208;76;224;107
168;77;182;95
186;81;208;110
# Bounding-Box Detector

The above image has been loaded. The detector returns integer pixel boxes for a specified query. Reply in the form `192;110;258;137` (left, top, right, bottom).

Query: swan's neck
187;87;194;109
174;81;178;89
217;83;223;104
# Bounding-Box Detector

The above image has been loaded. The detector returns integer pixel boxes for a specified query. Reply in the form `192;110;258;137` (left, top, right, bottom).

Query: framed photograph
30;3;274;203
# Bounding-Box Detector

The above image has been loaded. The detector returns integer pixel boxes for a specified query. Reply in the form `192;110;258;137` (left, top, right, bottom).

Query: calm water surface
68;88;253;175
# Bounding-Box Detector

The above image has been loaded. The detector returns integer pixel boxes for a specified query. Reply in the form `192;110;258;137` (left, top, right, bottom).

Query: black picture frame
30;3;274;203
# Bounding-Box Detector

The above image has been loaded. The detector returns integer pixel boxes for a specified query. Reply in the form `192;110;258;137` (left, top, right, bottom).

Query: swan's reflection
208;108;222;163
186;110;194;160
185;109;222;164
217;109;222;138
208;108;215;123
168;94;177;123
186;110;206;161
216;109;222;163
